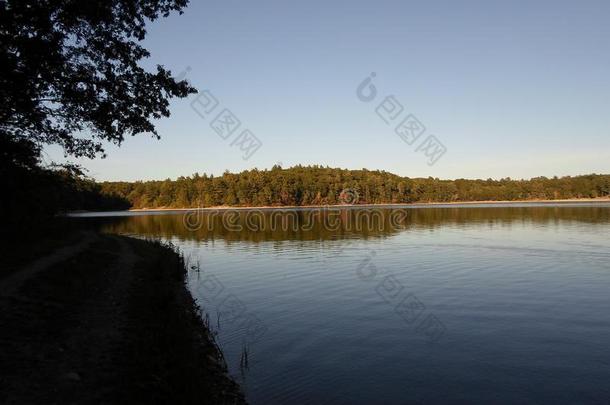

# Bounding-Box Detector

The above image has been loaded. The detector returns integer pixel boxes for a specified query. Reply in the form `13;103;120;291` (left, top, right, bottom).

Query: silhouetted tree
1;0;196;228
1;0;196;162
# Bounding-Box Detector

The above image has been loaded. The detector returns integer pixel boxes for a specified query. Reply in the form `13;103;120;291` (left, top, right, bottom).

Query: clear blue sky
45;0;610;181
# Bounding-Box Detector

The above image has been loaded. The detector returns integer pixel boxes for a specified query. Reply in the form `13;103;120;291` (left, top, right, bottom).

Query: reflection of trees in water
99;206;610;243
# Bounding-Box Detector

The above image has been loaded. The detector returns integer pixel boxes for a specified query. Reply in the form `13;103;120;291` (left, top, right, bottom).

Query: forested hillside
99;166;610;209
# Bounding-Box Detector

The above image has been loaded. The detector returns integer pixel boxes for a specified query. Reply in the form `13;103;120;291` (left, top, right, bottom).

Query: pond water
73;203;610;404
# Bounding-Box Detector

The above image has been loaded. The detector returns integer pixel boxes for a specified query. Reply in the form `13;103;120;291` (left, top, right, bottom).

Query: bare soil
0;232;245;404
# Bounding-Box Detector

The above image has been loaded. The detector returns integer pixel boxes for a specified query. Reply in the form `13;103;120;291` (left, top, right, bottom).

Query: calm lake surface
74;203;610;404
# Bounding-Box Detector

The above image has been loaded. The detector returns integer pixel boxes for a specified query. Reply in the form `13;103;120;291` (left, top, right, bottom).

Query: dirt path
0;231;97;297
44;236;138;402
0;234;245;404
0;235;127;403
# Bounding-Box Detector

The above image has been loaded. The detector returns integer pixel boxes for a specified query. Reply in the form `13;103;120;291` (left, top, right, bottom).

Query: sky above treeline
45;0;610;181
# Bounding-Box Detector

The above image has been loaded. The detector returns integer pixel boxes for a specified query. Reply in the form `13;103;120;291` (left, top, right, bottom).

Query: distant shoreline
127;197;610;212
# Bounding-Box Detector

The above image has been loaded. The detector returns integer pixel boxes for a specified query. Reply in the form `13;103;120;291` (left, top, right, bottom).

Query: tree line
1;136;130;232
99;165;610;209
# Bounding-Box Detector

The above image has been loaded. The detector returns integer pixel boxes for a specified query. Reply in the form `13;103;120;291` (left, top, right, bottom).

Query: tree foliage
1;0;196;161
100;166;610;209
0;0;195;227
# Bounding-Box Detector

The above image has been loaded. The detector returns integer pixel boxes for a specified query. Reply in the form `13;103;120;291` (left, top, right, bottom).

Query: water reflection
98;205;610;242
74;204;610;404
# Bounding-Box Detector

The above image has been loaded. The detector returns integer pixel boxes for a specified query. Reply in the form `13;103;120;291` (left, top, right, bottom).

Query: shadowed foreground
0;232;244;404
